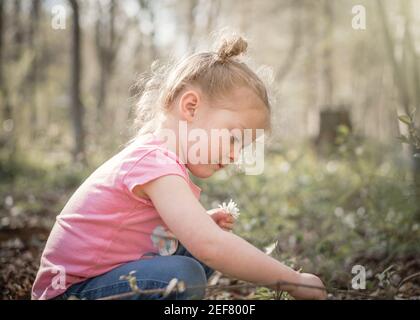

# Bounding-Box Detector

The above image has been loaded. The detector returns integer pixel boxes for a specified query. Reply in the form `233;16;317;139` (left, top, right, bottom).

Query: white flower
218;199;240;219
264;241;278;255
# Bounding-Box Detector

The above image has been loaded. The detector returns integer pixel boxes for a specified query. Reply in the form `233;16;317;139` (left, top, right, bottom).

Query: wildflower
218;199;240;219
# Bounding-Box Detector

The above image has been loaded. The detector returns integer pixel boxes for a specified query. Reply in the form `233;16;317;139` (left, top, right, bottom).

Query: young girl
32;35;327;300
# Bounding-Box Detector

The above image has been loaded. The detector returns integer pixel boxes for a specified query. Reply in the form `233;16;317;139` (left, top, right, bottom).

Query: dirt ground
1;194;419;300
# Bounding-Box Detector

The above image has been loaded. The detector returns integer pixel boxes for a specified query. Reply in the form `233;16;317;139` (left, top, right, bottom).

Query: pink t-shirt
31;134;201;300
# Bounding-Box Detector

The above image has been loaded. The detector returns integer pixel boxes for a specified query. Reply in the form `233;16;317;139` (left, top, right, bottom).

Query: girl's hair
130;34;272;140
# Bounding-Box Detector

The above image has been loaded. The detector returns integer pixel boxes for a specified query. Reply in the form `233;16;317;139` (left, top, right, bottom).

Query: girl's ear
178;90;200;122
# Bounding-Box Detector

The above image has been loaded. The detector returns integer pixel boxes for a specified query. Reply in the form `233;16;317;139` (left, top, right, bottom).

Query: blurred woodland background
0;0;420;299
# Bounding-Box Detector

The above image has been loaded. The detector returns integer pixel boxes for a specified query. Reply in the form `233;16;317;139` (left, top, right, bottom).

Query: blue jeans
54;243;215;300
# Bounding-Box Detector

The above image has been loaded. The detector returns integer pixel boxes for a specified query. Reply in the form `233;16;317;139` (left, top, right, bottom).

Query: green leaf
398;115;411;125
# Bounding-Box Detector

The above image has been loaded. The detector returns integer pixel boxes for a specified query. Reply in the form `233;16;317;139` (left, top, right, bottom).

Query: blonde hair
130;34;272;140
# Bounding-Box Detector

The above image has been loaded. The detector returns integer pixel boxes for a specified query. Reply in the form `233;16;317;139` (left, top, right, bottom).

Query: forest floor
1;190;419;300
1;144;420;300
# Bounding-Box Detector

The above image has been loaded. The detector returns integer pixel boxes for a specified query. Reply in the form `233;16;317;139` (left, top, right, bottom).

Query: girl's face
183;86;269;178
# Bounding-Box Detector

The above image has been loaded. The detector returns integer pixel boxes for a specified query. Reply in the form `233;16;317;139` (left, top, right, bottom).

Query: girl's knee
170;256;207;299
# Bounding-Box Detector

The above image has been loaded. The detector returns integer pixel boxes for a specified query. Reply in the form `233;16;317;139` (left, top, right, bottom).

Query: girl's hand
289;273;327;300
207;208;236;232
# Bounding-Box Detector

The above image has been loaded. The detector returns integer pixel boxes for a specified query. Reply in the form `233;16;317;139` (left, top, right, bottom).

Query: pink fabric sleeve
121;148;189;205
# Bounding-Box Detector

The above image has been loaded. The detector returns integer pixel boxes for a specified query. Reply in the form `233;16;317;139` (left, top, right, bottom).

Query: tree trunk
26;0;41;139
315;109;352;155
401;0;420;214
0;0;9;120
322;0;334;107
376;0;411;114
12;0;23;60
0;0;4;97
137;0;158;59
185;0;198;53
95;0;119;126
69;0;85;162
0;1;15;157
376;0;420;220
275;1;303;84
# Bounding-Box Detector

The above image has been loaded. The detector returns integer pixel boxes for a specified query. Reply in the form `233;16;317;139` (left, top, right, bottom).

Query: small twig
88;272;399;300
94;279;325;301
399;272;420;288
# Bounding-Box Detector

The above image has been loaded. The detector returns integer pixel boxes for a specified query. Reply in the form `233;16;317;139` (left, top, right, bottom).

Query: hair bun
216;35;248;63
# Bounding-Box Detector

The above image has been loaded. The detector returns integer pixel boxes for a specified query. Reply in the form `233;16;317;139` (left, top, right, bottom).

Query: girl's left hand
207;208;236;232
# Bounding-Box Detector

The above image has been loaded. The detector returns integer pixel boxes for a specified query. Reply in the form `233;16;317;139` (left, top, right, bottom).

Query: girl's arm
139;175;326;299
